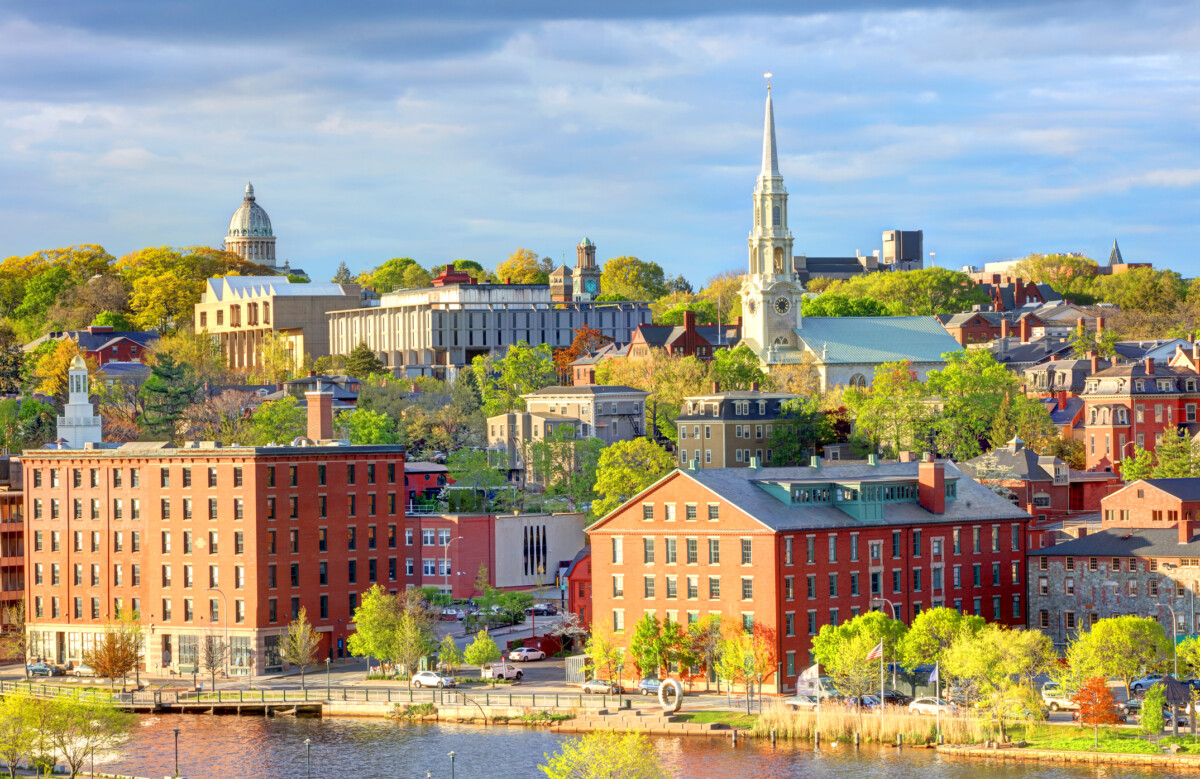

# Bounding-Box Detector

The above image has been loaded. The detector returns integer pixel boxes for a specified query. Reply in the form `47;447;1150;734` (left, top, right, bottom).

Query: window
644;576;655;598
829;573;839;597
613;610;625;632
666;576;677;599
612;538;623;564
741;577;753;600
709;538;720;564
806;536;815;564
686;538;698;564
612;575;624;597
828;535;837;563
666;538;677;564
785;613;795;638
687;576;699;599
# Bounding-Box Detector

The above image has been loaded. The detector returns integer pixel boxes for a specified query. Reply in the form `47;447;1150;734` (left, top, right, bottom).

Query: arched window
848;374;867;389
773;206;781;226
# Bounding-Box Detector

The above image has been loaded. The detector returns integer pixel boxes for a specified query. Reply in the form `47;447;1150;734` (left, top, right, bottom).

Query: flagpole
880;650;885;731
935;662;941;743
815;660;821;738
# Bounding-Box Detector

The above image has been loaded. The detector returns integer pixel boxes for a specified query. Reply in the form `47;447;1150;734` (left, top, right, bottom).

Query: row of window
1035;555;1175;572
30;461;404;492
1037;574;1192;599
639;504;720;523
613;536;749;565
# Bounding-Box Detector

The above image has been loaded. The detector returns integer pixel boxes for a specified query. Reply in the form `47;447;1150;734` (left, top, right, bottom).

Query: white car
510;647;546;662
909;697;956;716
482;663;523;681
411;671;456;688
69;663;96;677
1041;682;1079;712
1131;674;1164;693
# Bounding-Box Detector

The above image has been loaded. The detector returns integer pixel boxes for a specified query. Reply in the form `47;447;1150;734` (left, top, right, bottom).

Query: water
103;715;1176;779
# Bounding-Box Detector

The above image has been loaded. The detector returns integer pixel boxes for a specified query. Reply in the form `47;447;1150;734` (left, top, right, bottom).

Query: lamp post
304;738;312;779
870;598;900;690
448;750;456;779
1159;602;1180;677
173;727;180;777
206;587;230;680
444;536;464;599
325;657;331;700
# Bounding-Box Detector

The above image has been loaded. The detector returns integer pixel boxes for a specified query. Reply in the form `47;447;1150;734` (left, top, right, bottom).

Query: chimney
1146;357;1155;375
1089;350;1099;374
748;456;761;470
809;455;821;470
1050;353;1060;362
918;461;946;515
750;381;759;392
1193;342;1199;363
712;381;720;394
87;325;114;334
305;390;333;442
1179;520;1199;544
898;451;916;463
1019;317;1031;343
1096;316;1105;337
1076;316;1087;333
683;309;696;332
992;274;1001;285
1077;527;1088;539
867;454;878;467
308;370;316;377
1000;319;1010;339
1190;333;1196;345
1057;390;1067;412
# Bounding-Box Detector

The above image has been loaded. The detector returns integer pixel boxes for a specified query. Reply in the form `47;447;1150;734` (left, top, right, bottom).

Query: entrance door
55;632;65;665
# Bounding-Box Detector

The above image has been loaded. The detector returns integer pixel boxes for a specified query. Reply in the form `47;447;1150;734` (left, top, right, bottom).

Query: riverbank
939;742;1200;770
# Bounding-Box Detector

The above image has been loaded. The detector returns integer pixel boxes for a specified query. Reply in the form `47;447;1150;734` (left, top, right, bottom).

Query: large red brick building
587;457;1031;694
23;392;408;675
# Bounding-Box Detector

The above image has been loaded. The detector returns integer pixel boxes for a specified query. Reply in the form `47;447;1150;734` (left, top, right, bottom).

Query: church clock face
747;299;758;315
584;278;598;293
774;297;791;315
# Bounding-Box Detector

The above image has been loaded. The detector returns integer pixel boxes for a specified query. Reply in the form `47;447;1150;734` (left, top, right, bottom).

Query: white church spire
761;84;780;178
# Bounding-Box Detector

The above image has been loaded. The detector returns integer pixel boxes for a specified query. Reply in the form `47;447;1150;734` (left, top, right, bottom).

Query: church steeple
762;88;780;178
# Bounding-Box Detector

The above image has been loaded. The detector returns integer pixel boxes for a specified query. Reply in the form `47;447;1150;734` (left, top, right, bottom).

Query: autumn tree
1073;675;1123;747
590;438;674;519
279;607;320;689
716;619;778;714
553;325;612;383
31;339;90;398
82;607;143;690
600;256;668;301
496;248;552;284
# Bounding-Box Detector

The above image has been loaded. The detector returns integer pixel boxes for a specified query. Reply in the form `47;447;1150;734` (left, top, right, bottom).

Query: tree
344;342;385;378
247;396;306;445
844;360;933;457
364;257;425;293
553;325;612;383
811;611;906;707
279;607;320;690
471;341;557;416
629;613;668;679
1148;427;1200;477
332;261;354;283
81;607;142;690
348;585;401;677
898;607;985;669
710;344;770;391
43;699;134;779
540;731;671;779
0;599;25;662
821;268;988;316
1011;253;1100;303
769;352;823;399
687;614;724;692
527;427;606;511
767;397;834;466
0;695;34;779
393;610;434;686
254;330;297;383
152;327;231;386
590;438;674;519
600;256;668;301
438;634;464;675
138;353;199;441
1094;267;1187;314
31;339;88;398
966;451;1018;500
201;630;228;691
802;293;890;317
464;630;502;680
1069;616;1171;698
715;619;777;714
1033;435;1086;470
447;449;508;511
1073;675;1123;747
496;248;552;285
1141;683;1166;738
90;310;134;331
1120;447;1155;481
338;408;399;444
584;622;627;690
656;300;720;326
944;624;1052;737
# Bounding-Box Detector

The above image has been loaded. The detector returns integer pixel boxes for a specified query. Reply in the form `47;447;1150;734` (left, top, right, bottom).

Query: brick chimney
305;389;334;441
898;451;917;463
750;381;759;392
712;381;720;393
918;461;946;515
1057;390;1067;412
1089;350;1099;374
683;309;696;333
1000;319;1010;339
1193;341;1199;364
1146;357;1155;375
1019;317;1031;344
1180;520;1200;544
1096;316;1105;337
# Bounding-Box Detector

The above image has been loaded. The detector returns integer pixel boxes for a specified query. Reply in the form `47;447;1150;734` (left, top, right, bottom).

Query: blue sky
1;1;1197;284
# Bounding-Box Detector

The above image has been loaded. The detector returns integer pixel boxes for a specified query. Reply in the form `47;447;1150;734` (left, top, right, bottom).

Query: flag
866;641;883;661
928;664;939;684
798;663;819;693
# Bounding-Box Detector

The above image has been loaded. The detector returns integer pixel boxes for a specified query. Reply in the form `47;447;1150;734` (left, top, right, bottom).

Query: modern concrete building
487;385;650;484
194;276;362;372
674;386;799;469
326;268;652;380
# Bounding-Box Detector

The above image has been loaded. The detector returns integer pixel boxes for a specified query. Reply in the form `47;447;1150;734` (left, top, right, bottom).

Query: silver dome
227;182;273;238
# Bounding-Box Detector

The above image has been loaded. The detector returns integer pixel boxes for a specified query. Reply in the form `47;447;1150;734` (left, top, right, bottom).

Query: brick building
564;547;592;624
24;326;158;366
939;311;1045;347
23;391;408;675
625;311;741;361
587;457;1031;693
0;460;22;632
1027;478;1200;648
674;386;799;469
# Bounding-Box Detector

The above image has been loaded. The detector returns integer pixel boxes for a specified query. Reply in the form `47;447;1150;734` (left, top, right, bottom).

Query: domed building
223;182;277;268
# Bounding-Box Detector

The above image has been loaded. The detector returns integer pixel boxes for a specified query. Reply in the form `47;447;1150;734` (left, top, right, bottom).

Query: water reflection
104;716;1169;779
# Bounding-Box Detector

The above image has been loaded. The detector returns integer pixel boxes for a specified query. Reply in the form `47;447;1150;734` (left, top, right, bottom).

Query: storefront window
178;635;199;673
231;636;252;676
264;636;282;671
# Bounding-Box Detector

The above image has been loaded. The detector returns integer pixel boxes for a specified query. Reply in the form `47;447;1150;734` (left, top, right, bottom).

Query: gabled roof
25;329;159;353
993;340;1075;368
1039;528;1200;558
793;316;960;365
525;385;648;398
961;439;1059;482
564;546;590;578
1138;478;1200;501
205;276;354;302
1112;338;1192;362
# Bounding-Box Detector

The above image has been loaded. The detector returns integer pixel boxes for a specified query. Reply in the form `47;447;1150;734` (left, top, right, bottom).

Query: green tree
344;342;386;378
438;634;464;675
811;611;907;703
710;344;769;391
656;300;720;326
767;397;833;466
1120;447;1155;481
540;731;671;779
943;624;1052;737
247;396;306;445
254;330;297;383
365;257;425;293
393;610;434;686
600;256;668;301
138;353;199;441
0;695;34;779
447;449;508;511
844;360;933;456
279;607;320;690
1011;253;1100;303
821;268;988;316
527;427;605;511
496;248;552;284
1069;616;1171;698
338;407;399;444
1149;427;1200;477
1094;267;1187;314
44;698;134;779
802;293;890;317
90;310;134;331
332;261;354;283
464;630;502;679
584;622;628;690
471;341;557;416
348;585;401;677
897;606;985;669
591;438;675;520
1141;683;1166;737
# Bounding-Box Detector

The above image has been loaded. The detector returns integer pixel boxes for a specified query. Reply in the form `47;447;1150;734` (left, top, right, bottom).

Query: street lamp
448;750;456;779
173;727;180;777
870;598;900;690
206;587;230;680
1159;603;1180;677
304;738;312;779
444;536;464;598
325;657;331;700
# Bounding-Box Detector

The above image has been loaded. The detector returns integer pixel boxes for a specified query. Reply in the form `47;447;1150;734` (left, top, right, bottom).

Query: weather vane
764;72;772;91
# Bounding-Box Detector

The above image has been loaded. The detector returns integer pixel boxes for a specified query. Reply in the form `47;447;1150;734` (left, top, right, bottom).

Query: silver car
411;671;456;688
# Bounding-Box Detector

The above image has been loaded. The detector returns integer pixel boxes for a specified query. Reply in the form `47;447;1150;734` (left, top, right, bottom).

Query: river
100;716;1171;779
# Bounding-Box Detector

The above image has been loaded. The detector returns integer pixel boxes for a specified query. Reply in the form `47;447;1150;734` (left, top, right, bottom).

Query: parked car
524;604;558;616
844;695;882;709
26;663;62;677
411;671;457;689
1073;706;1127;724
881;691;912;706
909;697;956;716
482;663;523;681
637;678;663;696
1130;674;1164;693
782;694;820;711
1041;682;1079;712
510;647;547;662
69;663;96;677
581;679;623;695
440;607;465;621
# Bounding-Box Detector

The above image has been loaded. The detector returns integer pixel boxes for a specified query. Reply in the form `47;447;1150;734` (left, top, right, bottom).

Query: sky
1;0;1198;284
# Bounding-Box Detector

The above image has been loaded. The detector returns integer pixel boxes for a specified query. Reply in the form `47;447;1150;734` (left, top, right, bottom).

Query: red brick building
23;392;408;675
564;547;592;624
626;311;741;361
587;458;1031;693
0;460;23;633
25;326;157;366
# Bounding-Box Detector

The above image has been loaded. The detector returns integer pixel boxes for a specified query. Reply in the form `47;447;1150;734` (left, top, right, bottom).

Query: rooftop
203;276;355;302
525;385;648;398
792;316;961;365
1040;528;1200;557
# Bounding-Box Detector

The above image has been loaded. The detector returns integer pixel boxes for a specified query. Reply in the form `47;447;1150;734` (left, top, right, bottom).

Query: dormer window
1136;380;1145;392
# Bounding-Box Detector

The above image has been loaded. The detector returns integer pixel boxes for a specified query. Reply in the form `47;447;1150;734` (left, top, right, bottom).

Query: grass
753;702;999;744
676;711;758;730
1024;725;1199;755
